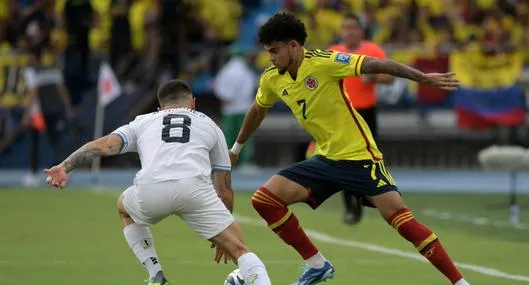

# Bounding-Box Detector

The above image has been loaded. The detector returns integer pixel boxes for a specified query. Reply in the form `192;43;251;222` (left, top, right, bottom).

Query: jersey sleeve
255;71;279;108
210;125;231;172
111;122;138;154
323;51;366;79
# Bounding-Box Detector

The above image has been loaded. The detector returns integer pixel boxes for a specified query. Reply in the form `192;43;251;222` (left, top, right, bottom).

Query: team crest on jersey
335;53;351;64
304;76;318;90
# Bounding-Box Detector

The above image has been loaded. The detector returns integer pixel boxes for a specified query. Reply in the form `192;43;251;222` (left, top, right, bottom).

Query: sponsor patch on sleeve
334;53;351;64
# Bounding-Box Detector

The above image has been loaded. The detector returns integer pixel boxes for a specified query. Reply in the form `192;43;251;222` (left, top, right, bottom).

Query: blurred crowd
271;0;529;68
0;0;247;95
1;0;528;105
1;0;529;174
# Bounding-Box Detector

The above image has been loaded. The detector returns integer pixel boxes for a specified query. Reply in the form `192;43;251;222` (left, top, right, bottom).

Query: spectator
63;0;94;82
159;0;188;77
11;0;44;29
329;13;393;225
213;44;258;172
22;47;75;186
109;0;131;69
115;0;160;91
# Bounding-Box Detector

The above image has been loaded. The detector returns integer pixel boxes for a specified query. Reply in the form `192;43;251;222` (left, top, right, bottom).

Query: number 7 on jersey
297;99;307;119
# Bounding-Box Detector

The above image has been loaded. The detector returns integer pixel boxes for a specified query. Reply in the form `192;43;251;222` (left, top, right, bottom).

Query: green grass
0;189;528;284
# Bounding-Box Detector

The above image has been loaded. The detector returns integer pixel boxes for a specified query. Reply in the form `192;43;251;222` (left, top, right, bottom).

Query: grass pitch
0;188;528;284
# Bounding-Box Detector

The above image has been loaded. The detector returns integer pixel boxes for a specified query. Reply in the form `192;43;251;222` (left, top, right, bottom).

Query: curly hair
258;12;307;46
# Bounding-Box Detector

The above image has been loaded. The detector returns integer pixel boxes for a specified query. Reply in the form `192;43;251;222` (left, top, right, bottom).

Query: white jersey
112;107;231;185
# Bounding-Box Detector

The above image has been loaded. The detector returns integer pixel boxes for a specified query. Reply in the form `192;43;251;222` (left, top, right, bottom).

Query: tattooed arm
44;134;124;188
212;170;234;213
360;56;459;91
61;135;124;172
361;56;425;82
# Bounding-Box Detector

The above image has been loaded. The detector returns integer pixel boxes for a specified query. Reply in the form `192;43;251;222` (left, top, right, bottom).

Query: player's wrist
58;162;72;173
230;142;244;155
418;73;429;84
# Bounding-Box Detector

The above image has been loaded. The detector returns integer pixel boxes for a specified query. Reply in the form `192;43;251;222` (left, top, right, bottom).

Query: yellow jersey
256;49;383;161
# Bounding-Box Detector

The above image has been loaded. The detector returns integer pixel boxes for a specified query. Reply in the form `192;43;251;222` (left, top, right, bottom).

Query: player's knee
117;198;134;223
251;191;262;211
251;186;285;212
117;198;127;214
370;191;408;221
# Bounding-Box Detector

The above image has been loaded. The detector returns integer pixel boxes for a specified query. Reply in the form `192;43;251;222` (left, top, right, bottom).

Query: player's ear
192;97;196;109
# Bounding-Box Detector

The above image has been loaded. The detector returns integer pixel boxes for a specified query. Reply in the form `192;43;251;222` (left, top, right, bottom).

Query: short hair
258;12;307;46
157;79;193;106
343;13;363;27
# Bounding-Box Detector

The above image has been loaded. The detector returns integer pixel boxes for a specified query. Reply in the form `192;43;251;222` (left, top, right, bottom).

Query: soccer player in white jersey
44;79;273;285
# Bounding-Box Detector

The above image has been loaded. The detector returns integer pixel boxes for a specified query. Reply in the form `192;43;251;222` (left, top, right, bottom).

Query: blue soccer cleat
291;261;335;285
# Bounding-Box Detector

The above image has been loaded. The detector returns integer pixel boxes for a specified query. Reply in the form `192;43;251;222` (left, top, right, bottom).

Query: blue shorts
277;155;399;209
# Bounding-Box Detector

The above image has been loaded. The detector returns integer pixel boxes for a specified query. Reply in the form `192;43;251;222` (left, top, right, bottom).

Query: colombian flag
450;51;525;130
453;85;525;129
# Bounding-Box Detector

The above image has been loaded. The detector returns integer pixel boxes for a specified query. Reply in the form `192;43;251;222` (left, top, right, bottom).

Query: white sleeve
210;125;231;172
24;68;37;89
111;122;138;154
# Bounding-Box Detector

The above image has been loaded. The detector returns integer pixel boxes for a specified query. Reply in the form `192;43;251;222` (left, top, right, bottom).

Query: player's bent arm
234;102;268;145
59;134;124;173
212;170;234;213
361;56;425;83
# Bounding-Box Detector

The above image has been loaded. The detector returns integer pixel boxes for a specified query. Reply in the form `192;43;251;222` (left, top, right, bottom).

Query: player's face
342;18;363;46
264;41;296;74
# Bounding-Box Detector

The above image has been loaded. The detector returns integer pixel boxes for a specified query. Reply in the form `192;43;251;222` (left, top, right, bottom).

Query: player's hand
229;151;239;167
422;72;459;91
211;242;229;264
43;165;69;189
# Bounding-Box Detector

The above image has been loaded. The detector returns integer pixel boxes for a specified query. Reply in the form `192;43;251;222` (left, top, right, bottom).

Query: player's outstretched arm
60;134;124;173
230;102;268;164
44;134;123;188
360;56;459;91
212;170;234;213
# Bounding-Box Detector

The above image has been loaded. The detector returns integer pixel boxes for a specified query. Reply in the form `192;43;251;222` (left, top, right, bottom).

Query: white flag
97;62;122;107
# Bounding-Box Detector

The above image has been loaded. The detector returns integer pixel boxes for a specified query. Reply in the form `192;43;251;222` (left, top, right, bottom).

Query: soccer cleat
291;261;335;285
147;271;170;285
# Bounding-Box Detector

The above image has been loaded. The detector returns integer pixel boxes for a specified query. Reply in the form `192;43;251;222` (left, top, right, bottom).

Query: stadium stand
1;0;529;175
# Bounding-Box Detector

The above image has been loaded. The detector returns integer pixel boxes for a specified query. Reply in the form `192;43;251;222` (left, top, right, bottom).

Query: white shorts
120;176;234;240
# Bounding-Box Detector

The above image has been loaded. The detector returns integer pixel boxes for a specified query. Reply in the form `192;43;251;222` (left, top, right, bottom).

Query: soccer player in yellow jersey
229;13;470;285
